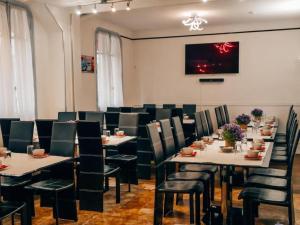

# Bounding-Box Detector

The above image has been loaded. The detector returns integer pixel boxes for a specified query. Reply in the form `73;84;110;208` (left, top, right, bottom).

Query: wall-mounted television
185;42;239;75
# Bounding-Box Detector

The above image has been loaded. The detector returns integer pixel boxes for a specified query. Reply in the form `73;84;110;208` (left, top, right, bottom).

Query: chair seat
25;178;74;192
275;138;287;144
276;133;286;137
245;175;287;190
272;151;287;156
273;146;287;151
239;187;287;205
167;172;210;182
104;165;120;176
180;164;218;174
157;180;204;193
249;168;287;178
0;201;26;220
106;154;137;163
1;176;32;187
271;155;288;163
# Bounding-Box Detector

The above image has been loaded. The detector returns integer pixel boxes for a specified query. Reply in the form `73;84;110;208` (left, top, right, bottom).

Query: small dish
180;151;197;157
32;154;49;159
0;164;8;170
244;155;262;160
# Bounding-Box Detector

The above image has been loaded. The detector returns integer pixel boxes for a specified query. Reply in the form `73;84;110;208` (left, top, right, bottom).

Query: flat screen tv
185;42;239;74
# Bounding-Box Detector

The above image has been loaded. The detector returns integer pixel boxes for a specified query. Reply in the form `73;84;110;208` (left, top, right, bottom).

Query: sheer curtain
0;4;15;117
10;7;35;120
96;30;123;111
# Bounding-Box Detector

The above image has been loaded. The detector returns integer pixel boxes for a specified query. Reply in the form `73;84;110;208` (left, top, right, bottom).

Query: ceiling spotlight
92;4;98;14
75;6;81;16
202;0;208;2
126;1;131;11
111;3;116;12
182;15;208;31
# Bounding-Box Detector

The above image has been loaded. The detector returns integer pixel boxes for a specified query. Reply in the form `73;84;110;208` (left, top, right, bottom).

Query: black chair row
239;107;299;225
215;104;230;128
146;117;210;225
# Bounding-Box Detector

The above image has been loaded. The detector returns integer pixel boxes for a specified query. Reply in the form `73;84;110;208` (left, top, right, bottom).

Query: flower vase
225;140;235;147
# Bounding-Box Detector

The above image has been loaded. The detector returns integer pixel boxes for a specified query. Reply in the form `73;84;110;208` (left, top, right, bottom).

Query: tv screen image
185;42;239;74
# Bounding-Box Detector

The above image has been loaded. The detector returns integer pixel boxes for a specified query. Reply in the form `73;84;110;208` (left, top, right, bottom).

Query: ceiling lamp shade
182;15;208;31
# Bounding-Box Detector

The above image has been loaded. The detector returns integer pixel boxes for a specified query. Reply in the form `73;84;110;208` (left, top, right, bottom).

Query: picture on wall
81;55;95;73
185;42;239;74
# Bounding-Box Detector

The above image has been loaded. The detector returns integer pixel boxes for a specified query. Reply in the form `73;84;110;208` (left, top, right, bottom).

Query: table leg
221;166;232;225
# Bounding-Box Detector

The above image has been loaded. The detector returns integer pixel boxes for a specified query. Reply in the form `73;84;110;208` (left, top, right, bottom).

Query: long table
170;140;274;225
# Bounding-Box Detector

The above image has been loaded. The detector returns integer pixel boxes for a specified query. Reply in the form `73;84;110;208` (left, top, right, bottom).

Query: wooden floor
5;156;300;225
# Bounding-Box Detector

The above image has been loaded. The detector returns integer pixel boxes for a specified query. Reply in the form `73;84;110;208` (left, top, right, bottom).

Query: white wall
133;20;300;132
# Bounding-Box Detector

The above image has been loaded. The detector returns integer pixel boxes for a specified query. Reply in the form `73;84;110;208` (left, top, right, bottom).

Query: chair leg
128;182;131;192
154;191;164;225
116;174;121;204
11;215;14;225
55;192;59;225
20;204;28;225
288;196;295;225
164;193;174;216
219;166;223;187
195;193;201;225
189;193;194;225
105;177;109;192
203;180;210;212
243;198;254;225
210;173;215;201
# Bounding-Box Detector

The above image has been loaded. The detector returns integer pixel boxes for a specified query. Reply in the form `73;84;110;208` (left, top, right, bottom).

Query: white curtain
10;7;35;120
0;4;15;117
96;30;123;111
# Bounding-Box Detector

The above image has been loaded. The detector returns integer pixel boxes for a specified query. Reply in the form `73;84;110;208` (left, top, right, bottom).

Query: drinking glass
114;128;119;135
105;130;111;137
27;145;34;155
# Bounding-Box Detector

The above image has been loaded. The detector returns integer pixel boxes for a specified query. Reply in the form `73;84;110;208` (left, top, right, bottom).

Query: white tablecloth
171;140;273;168
103;135;136;147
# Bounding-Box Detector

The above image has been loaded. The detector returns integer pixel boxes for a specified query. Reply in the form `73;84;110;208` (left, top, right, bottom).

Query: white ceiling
27;0;300;32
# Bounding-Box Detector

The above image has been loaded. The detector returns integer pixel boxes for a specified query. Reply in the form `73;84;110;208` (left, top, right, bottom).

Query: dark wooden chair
58;112;76;122
0;118;20;147
36;119;55;153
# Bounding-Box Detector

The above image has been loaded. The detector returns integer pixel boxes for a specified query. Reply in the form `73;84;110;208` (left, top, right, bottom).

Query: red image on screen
185;42;239;74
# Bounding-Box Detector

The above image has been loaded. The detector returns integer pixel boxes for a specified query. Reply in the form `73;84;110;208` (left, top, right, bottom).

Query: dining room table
169;138;274;225
0;152;74;225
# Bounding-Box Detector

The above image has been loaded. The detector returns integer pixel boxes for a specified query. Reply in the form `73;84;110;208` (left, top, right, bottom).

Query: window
96;29;124;111
0;2;35;120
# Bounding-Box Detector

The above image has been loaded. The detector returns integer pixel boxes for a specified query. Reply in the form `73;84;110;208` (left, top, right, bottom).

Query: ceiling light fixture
126;1;131;11
202;0;208;3
75;5;81;16
111;3;116;12
92;4;98;14
182;15;208;31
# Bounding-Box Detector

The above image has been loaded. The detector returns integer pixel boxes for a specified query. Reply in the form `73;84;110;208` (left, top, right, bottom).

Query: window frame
95;27;124;110
0;0;37;118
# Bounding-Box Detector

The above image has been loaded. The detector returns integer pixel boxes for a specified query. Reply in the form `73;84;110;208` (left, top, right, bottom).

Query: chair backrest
145;107;156;121
77;121;105;211
9;121;34;153
159;119;176;158
120;107;133;113
286;105;294;133
215;107;223;128
0;118;20;147
138;112;151;138
118;113;139;136
105;112;120;134
143;104;156;109
200;111;209;136
78;111;87;120
132;107;146;113
85;112;104;133
50;122;76;157
223;105;230;124
287;117;298;154
286;111;296;142
183;104;196;116
35;119;55;153
155;108;171;121
172;116;186;151
195;112;204;140
58;112;76;122
287;129;300;191
205;110;214;135
171;108;183;121
219;106;226;125
107;107;121;112
163;104;176;109
146;123;165;186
